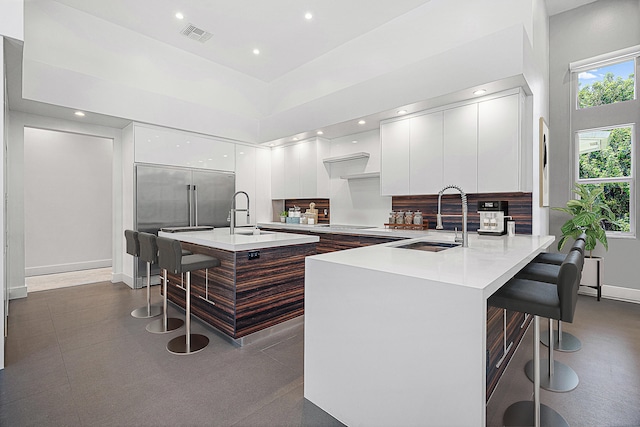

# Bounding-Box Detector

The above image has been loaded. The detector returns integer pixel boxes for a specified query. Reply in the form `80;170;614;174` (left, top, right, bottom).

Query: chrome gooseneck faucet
229;191;250;235
436;184;468;248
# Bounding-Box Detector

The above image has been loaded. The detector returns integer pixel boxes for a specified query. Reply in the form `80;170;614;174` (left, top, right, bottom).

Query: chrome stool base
541;330;581;352
167;334;209;355
503;401;569;427
131;305;162;319
525;359;579;392
146;317;184;334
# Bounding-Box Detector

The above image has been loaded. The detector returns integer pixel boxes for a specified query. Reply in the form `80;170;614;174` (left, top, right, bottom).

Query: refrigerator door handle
187;184;193;227
193;185;198;227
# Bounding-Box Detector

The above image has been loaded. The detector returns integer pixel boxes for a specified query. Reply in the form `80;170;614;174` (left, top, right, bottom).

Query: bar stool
125;230;162;319
522;236;586;353
138;232;185;334
157;236;220;355
516;239;585;393
488;250;583;427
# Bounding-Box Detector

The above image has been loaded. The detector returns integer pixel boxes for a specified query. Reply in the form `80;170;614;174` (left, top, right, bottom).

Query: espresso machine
477;201;508;235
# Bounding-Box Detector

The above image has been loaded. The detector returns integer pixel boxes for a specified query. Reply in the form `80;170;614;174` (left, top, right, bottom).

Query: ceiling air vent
180;23;212;43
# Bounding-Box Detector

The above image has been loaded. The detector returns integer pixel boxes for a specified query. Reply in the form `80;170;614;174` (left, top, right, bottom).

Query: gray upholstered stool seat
138;232;185;334
125;230;162;319
519;238;585;354
488;250;583;427
157;236;220;355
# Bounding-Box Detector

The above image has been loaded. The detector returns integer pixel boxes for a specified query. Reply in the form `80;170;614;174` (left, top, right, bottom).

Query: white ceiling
12;0;601;135
51;0;434;83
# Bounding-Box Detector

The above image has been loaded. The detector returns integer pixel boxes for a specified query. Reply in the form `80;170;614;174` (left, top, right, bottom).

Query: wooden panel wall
285;198;330;223
165;241;315;339
393;192;533;234
260;228;404;254
486;307;532;400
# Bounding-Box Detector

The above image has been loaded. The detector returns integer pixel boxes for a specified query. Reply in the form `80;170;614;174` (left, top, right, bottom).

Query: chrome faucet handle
454;227;462;243
227;210;231;222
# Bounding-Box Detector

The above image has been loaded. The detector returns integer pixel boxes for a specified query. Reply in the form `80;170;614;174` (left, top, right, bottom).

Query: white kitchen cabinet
271;146;285;199
380;118;410;195
410;111;444;194
235;145;256;222
443;104;478;193
284;143;301;198
271;137;330;199
478;94;521;192
134;124;235;171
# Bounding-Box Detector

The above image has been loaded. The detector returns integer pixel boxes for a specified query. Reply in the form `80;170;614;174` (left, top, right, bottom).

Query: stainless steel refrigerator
134;164;235;287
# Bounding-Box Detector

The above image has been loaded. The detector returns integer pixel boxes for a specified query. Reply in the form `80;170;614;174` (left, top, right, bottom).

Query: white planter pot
580;256;603;301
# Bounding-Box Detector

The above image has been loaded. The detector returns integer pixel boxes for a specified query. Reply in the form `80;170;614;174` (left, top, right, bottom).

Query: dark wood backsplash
285;198;330;223
392;192;533;235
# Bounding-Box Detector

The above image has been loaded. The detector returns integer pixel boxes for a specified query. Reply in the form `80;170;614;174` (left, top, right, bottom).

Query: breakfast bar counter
158;228;318;341
304;233;554;427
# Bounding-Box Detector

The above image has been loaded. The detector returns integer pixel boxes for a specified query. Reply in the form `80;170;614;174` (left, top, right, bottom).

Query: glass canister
405;211;414;225
413;210;423;225
388;211;396;224
396;211;405;226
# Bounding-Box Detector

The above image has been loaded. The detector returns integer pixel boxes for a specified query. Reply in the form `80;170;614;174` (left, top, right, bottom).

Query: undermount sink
234;229;275;236
395;241;460;252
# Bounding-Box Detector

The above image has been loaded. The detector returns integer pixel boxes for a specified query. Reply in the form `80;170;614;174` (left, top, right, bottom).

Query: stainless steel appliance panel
134;164;235;287
192;170;235;227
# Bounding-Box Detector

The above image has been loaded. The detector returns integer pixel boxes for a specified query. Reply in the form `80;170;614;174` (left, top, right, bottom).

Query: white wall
1;37;7;370
549;0;640;295
23;128;112;276
0;0;23;41
7;112;123;299
329;129;391;226
22;0;266;143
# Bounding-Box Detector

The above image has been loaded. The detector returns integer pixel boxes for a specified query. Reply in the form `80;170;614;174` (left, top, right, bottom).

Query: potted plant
279;210;287;223
553;183;622;299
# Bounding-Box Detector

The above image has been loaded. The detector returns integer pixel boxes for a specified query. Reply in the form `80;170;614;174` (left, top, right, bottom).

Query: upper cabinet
477;94;521;193
381;90;524;196
271;137;330;199
443;104;478;193
134;124;235;172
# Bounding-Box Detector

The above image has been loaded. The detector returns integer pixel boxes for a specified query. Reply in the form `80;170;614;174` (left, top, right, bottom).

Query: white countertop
307;233;555;296
257;221;430;239
158;227;319;252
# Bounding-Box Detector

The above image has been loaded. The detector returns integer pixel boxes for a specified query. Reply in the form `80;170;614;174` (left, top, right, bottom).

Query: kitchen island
158;228;318;342
304;233;554;427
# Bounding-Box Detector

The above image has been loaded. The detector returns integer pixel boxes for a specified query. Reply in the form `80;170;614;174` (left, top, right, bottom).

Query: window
576;126;633;232
577;60;635;109
571;48;638;237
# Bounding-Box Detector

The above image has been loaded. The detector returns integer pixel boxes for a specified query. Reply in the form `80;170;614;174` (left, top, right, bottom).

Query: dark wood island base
165;241;316;341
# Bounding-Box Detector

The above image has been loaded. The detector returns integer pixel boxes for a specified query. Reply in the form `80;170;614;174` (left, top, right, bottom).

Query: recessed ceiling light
223;154;228;158
175;12;184;20
74;111;85;117
352;140;358;144
269;143;275;147
397;110;408;115
358;120;366;125
176;144;181;148
239;151;244;155
317;130;324;135
305;12;313;20
208;158;213;161
253;48;260;55
293;137;298;141
473;89;487;96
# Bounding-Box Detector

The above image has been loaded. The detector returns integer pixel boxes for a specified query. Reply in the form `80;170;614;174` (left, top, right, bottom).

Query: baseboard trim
9;285;27;300
25;259;112;277
579;284;640;304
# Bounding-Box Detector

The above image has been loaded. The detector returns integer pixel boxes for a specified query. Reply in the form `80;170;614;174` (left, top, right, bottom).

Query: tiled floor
25;267;112;292
1;280;639;426
1;281;343;426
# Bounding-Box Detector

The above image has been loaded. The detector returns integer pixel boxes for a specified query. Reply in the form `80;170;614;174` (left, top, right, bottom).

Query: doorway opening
23;127;113;292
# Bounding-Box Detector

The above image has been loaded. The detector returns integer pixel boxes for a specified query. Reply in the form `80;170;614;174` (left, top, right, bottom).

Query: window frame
570;50;639;238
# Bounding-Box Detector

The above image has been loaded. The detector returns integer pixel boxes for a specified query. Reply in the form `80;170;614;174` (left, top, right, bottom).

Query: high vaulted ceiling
51;0;598;83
